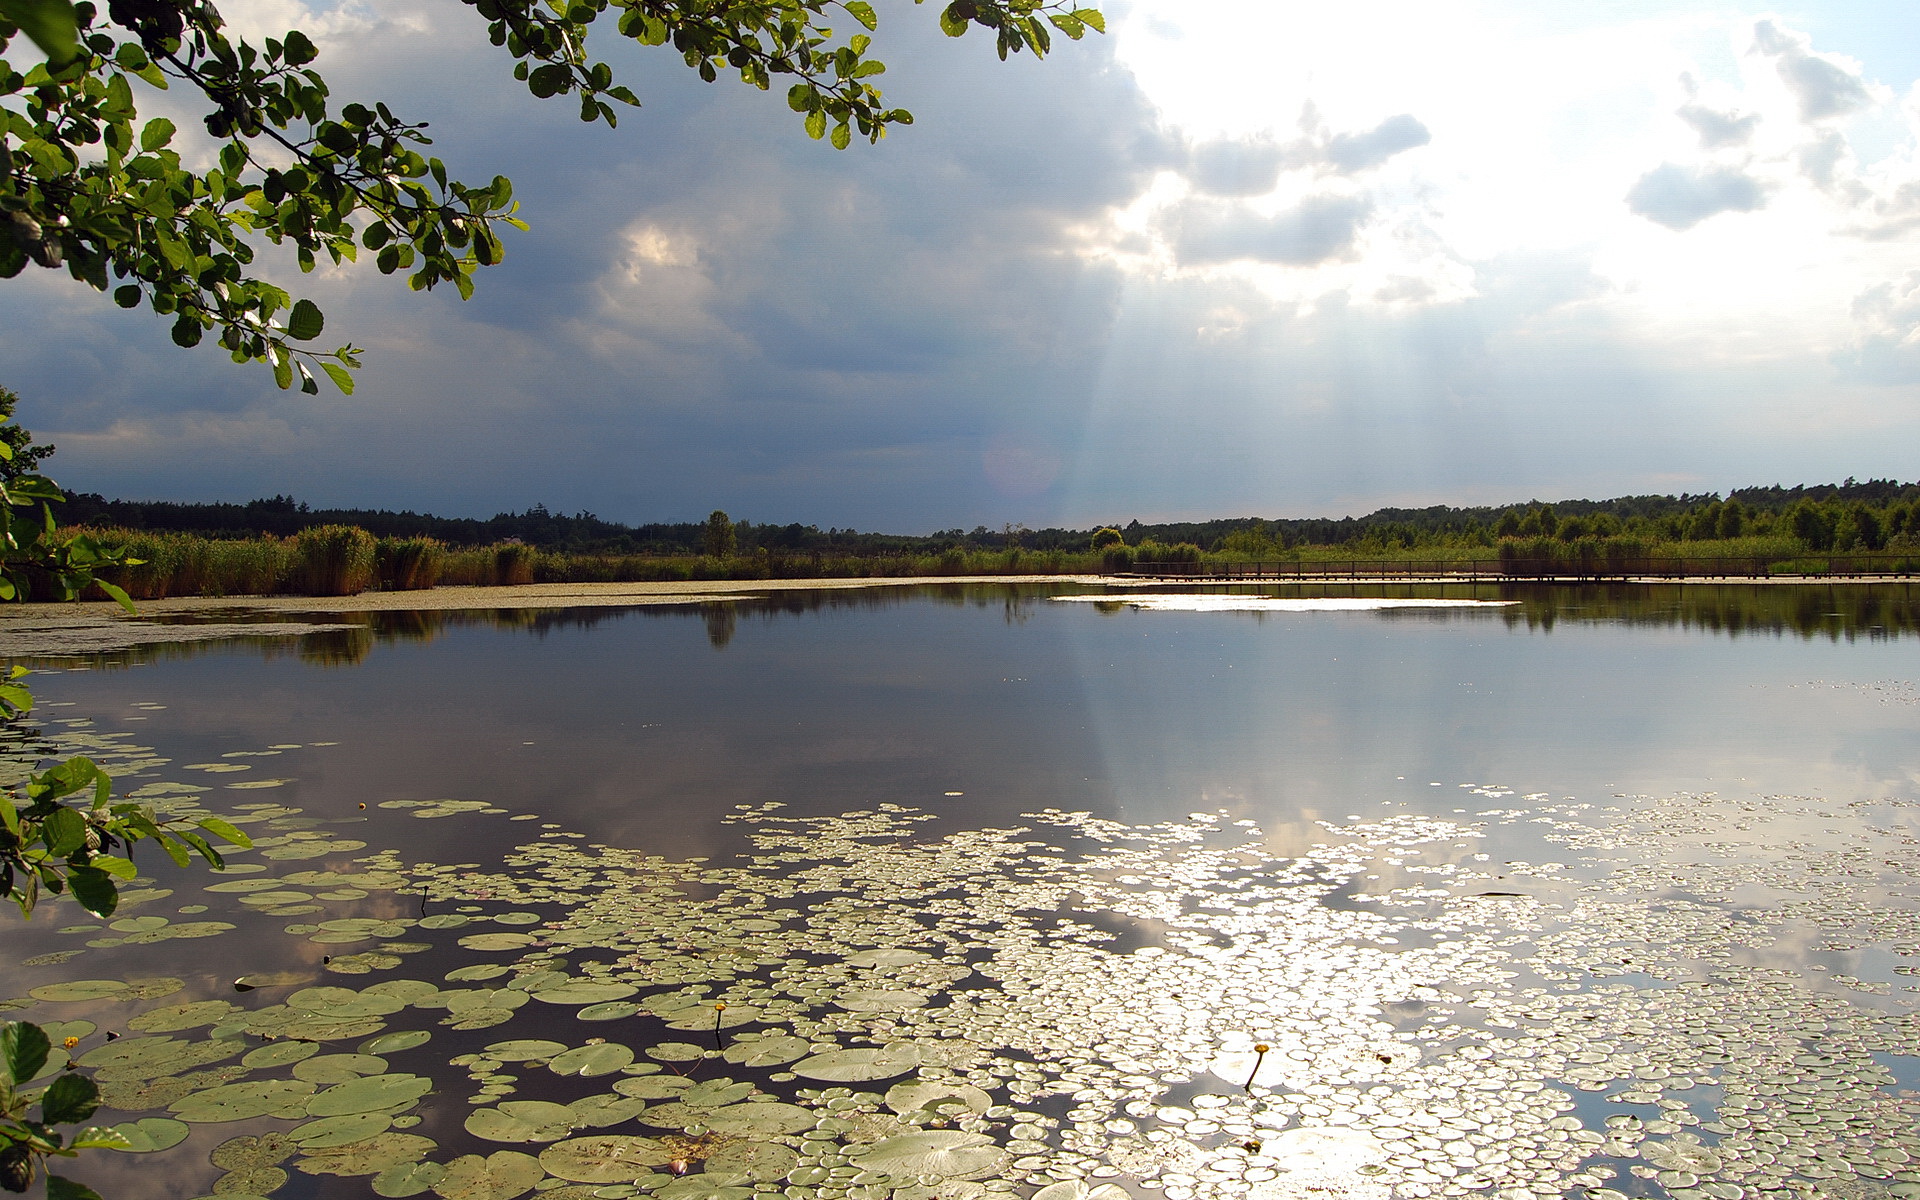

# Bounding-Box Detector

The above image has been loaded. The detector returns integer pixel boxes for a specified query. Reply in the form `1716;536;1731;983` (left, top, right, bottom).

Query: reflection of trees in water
703;605;736;649
20;581;1917;672
1489;582;1920;640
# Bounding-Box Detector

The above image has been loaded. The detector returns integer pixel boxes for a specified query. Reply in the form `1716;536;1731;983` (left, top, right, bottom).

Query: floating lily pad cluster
5;702;1920;1200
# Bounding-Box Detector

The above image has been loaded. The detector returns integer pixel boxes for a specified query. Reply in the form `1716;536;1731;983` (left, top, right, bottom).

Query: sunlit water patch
2;716;1916;1200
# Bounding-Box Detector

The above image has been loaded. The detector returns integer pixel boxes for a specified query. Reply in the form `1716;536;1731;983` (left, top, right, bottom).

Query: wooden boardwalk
1124;554;1920;583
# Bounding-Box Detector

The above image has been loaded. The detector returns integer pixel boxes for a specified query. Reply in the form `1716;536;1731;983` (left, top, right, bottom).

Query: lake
3;581;1917;1200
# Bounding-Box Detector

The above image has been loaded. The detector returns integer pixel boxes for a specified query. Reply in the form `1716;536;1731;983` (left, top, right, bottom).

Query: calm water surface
2;582;1916;1200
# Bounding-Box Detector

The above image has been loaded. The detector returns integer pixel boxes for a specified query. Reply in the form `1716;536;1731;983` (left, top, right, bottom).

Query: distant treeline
60;477;1920;556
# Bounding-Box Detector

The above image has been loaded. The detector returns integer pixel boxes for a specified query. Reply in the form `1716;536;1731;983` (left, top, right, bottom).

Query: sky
4;0;1920;531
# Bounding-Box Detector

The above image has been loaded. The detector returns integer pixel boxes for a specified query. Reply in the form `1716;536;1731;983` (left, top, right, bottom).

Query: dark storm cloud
1625;163;1767;230
1;0;1174;529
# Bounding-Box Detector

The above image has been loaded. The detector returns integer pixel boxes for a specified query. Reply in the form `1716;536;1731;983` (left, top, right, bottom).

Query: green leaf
830;121;851;150
272;349;294;390
843;1;877;30
47;1177;105;1200
1;1021;52;1087
528;64;569;98
139;117;176;152
42;806;86;857
196;816;253;848
68;867;119;918
805;109;827;139
89;855;137;879
114;285;142;308
69;1127;134;1151
322;363;356;395
282;29;317;64
288;298;325;340
42;1072;101;1125
0;0;80;64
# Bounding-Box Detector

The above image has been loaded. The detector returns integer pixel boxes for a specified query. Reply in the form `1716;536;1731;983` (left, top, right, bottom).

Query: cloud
1324;114;1431;173
1837;273;1920;384
1169;193;1374;266
1625;163;1767;230
1186;136;1286;196
1751;20;1873;123
1676;101;1757;149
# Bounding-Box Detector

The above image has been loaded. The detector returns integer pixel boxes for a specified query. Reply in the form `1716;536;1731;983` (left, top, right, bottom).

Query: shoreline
0;572;1909;656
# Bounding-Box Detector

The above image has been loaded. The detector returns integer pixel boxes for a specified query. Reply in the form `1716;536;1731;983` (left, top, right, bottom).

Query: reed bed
55;524;1909;601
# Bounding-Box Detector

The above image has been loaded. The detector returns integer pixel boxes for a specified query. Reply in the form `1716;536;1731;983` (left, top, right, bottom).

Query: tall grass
291;525;376;596
61;523;1904;601
375;537;445;591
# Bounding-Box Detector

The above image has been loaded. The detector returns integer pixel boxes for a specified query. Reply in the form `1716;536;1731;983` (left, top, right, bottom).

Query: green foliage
0;386;52;482
702;509;737;559
1089;527;1122;550
0;1017;127;1197
493;541;534;585
375;535;444;590
2;749;252;917
290;523;374;595
3;0;1103;389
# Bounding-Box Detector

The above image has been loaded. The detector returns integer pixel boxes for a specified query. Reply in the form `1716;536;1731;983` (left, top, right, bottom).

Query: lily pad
172;1078;318;1123
106;1117;191;1152
465;1101;577;1143
534;982;638;1005
244;1041;322;1069
657;1004;759;1032
30;979;130;1002
483;1039;568;1062
361;1030;432;1055
294;1052;389;1084
539;1136;675;1183
700;1102;815;1136
702;1142;798;1182
549;1043;634;1077
459;933;538;952
431;1150;544;1200
791;1046;920;1082
884;1081;992;1117
644;1042;705;1063
575;1001;639;1022
612;1075;693;1100
831;988;927;1013
306;1072;433;1117
844;949;931;968
210;1133;296;1170
654;1181;752;1200
564;1094;649;1129
848;1131;1005;1182
298;1132;438;1177
290;1111;394;1148
444;964;506;982
373;1160;448;1197
720;1036;810;1068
